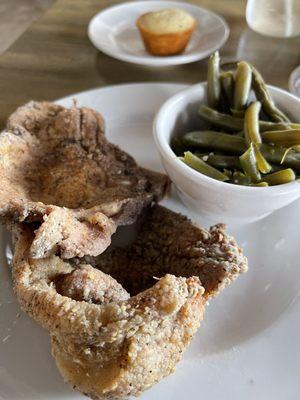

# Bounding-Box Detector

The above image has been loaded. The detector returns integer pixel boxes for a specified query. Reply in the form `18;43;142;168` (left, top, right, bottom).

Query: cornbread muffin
137;8;196;56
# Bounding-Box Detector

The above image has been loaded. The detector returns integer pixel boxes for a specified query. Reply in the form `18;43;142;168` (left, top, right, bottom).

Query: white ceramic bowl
153;83;300;223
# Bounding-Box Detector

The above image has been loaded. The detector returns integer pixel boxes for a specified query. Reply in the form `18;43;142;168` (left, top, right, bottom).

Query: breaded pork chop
0;101;169;259
12;205;247;400
94;205;248;297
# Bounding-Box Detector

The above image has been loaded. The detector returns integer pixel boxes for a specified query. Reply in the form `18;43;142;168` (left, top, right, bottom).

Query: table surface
0;0;299;127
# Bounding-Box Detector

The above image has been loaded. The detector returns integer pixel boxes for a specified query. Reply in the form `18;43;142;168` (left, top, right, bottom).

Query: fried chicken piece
0;101;169;259
12;205;247;400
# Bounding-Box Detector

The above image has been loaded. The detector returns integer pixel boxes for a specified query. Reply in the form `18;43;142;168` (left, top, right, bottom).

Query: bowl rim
153;82;300;196
289;65;300;97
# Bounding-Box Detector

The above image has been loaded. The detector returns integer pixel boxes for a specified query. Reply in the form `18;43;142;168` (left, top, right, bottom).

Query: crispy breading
95;205;248;297
0;101;169;259
12;205;247;400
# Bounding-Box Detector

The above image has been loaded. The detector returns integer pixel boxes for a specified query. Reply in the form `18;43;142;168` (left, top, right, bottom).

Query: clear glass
246;0;300;38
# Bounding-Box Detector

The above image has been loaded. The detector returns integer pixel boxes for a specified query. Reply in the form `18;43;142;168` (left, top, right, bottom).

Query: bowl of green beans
153;53;300;222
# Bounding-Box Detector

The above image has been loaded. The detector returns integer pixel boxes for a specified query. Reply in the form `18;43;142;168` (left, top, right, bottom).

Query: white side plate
1;83;300;400
88;1;229;66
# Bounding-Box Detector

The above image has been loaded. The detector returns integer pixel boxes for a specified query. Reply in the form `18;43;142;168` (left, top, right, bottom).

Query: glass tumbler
246;0;300;38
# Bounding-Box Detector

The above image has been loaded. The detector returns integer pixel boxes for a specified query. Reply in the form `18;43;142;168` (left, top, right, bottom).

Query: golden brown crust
55;264;130;304
0;101;169;259
12;223;205;399
93;205;248;298
11;205;247;400
137;18;196;56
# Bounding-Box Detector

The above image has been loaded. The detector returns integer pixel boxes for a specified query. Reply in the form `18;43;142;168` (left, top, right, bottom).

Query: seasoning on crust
137;8;196;56
12;205;247;400
94;205;248;297
0;101;169;259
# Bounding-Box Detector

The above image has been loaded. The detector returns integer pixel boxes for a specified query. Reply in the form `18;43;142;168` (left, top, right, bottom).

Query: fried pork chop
12;205;247;400
0;101;169;259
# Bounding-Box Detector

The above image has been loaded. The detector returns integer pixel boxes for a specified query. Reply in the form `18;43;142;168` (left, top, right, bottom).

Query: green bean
266;163;282;172
183;151;229;181
195;152;242;170
233;61;252;114
198;105;300;132
222;61;292;123
221;62;238;71
244;101;272;173
231;171;251;185
263;146;300;172
207;51;221;108
250;182;269;187
198;106;246;131
263;168;295;185
171;136;186;156
182;130;300;171
279;146;300;164
231;109;245;118
262;130;300;147
251;66;290;123
239;145;261;182
223;169;233;179
244;101;262;145
253;145;272;173
220;71;234;107
183;131;246;153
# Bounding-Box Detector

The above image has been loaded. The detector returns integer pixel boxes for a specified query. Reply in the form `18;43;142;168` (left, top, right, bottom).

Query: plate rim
56;81;189;104
87;0;230;67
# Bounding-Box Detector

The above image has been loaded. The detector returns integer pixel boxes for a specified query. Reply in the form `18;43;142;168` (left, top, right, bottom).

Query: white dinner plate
289;65;300;97
88;1;229;66
1;83;300;400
